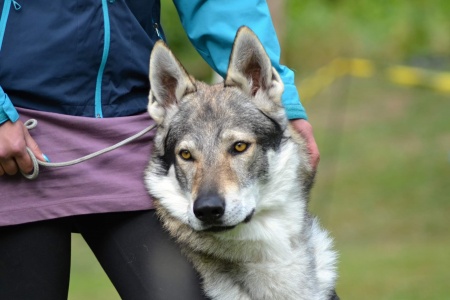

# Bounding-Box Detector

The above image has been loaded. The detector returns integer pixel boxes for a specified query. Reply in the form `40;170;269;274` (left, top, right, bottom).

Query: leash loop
21;119;156;180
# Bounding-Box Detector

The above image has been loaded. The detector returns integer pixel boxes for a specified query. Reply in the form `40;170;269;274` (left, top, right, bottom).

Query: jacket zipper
95;0;111;118
152;19;164;41
0;0;21;51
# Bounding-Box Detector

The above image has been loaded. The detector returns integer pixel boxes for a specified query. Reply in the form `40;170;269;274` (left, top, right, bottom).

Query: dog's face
146;27;289;232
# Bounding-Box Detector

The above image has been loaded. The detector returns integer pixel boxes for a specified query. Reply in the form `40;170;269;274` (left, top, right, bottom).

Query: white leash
21;119;157;180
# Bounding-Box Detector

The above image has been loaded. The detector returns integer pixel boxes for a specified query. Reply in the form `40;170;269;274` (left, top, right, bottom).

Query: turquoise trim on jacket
94;0;112;118
173;0;307;120
0;86;19;124
1;0;19;124
0;0;12;51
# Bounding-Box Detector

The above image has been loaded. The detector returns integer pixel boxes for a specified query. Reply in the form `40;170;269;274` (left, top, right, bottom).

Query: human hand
289;119;320;172
0;120;46;176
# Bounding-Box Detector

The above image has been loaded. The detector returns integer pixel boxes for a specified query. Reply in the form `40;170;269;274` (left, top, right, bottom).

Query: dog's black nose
194;194;225;223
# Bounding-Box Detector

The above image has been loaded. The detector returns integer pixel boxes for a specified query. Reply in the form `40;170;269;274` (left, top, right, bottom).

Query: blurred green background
69;0;450;299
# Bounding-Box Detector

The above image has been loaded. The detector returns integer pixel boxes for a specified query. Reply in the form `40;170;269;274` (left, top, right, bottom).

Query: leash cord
21;119;157;180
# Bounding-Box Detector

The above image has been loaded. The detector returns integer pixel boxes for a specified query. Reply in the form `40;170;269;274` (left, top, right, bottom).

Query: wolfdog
145;27;338;300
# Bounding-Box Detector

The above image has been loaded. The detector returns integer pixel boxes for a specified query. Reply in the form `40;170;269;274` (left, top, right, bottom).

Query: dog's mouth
243;209;255;223
203;225;236;232
201;209;255;232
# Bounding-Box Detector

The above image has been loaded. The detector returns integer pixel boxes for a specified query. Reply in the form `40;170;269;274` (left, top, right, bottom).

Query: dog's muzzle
193;192;256;232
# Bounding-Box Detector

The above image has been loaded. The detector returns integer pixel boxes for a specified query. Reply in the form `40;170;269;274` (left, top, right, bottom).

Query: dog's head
146;27;297;232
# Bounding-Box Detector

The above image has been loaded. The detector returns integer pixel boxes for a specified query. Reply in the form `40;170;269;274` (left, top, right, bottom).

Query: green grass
68;1;450;299
307;76;450;299
68;235;120;300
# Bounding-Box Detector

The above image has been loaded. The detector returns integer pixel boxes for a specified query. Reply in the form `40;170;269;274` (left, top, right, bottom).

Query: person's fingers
0;120;47;176
8;125;36;174
289;119;320;171
22;125;46;161
14;150;34;174
0;121;25;175
306;135;320;171
0;157;20;175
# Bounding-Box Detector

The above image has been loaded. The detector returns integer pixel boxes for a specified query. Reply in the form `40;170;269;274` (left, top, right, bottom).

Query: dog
145;26;338;300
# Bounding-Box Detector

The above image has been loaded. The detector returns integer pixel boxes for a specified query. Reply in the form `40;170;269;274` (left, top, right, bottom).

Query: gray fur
145;26;338;300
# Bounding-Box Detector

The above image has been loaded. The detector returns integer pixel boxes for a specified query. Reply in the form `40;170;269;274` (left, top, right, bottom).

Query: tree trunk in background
267;0;286;47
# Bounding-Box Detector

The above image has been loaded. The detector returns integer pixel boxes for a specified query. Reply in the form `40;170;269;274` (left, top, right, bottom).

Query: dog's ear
148;41;196;125
225;26;284;104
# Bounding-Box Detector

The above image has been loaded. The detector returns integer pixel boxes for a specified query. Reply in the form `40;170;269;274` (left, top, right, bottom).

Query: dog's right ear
148;41;196;125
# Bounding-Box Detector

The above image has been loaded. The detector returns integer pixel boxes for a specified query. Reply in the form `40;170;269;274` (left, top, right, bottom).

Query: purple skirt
0;108;156;226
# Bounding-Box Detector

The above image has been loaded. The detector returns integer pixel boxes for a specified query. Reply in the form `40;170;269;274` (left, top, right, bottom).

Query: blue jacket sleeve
0;86;19;124
172;0;307;120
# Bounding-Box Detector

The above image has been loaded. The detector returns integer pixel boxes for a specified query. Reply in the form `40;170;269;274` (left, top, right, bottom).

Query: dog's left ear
225;26;284;105
148;41;196;125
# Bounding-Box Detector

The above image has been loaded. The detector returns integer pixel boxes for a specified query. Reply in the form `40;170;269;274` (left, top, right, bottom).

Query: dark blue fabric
0;0;161;118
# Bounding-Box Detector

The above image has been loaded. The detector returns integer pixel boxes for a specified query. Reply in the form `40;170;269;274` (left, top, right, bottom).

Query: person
0;0;320;299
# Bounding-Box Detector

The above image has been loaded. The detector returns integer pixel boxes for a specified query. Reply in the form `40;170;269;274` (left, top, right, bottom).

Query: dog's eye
179;150;192;160
233;142;248;153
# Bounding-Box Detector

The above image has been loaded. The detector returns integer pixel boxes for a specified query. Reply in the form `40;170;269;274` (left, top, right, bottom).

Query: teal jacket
0;0;306;124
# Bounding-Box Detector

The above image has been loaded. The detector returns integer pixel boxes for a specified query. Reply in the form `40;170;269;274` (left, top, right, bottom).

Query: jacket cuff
0;88;19;124
282;83;308;121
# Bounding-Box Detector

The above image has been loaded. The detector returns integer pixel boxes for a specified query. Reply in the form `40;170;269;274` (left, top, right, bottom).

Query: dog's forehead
179;82;257;126
164;81;283;153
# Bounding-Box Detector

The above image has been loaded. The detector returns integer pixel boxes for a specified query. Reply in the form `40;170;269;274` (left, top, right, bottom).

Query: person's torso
0;0;163;117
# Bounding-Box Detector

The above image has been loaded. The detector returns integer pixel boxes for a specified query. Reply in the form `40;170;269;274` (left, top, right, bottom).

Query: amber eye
179;150;192;160
234;142;248;153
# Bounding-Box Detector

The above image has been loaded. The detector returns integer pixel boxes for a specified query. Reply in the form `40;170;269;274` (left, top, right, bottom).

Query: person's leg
0;219;71;300
77;210;208;300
